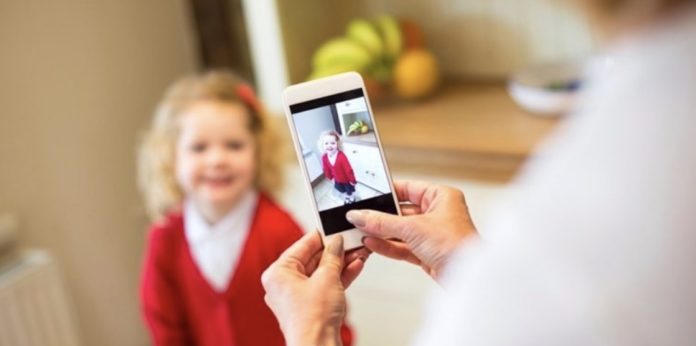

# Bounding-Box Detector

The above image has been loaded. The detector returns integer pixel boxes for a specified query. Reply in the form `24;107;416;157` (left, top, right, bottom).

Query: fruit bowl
507;60;584;117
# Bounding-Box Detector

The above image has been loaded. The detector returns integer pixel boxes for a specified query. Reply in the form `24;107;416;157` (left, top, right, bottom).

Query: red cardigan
322;151;356;184
140;194;354;346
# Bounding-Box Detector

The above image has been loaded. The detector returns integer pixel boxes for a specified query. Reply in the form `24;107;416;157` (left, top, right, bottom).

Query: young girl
138;71;353;346
319;130;357;204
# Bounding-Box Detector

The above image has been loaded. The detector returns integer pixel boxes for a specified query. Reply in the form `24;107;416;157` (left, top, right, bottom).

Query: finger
306;232;362;275
396;180;451;214
362;237;422;266
304;249;324;275
341;256;367;288
345;209;413;240
277;231;324;271
399;204;422;216
316;234;345;278
393;180;432;205
345;246;372;264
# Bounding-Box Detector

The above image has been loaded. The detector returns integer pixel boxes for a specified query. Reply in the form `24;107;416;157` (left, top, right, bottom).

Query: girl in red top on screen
319;130;358;205
137;71;354;346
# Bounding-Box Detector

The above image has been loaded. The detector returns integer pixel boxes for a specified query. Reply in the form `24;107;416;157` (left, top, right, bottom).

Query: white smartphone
282;72;401;250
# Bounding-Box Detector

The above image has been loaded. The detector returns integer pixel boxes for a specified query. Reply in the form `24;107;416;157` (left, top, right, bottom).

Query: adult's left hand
261;232;369;346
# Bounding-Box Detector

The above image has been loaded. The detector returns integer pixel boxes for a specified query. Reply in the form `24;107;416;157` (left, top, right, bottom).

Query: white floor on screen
314;178;382;211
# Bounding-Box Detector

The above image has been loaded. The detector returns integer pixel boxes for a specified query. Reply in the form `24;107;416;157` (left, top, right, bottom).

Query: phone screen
289;88;398;235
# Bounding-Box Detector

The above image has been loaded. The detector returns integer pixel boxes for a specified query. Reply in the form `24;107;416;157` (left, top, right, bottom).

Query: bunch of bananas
308;15;440;100
346;120;369;136
308;16;403;83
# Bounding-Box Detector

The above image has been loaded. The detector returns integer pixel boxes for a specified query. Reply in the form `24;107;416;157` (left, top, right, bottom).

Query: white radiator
0;251;81;346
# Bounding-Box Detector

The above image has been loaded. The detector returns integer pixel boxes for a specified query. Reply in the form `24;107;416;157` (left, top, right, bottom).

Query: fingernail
326;235;344;257
346;210;367;228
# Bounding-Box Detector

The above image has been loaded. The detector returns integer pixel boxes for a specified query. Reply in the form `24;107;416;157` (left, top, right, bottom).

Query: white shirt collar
328;150;338;165
183;190;259;292
184;190;258;242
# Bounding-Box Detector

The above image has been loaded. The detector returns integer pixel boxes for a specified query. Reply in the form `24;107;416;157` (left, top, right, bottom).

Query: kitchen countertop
274;82;560;182
342;132;378;147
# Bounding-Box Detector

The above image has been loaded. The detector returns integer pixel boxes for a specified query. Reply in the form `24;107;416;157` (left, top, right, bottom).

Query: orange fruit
393;49;439;100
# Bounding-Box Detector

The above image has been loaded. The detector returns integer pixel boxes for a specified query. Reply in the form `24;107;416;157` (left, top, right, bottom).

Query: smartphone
282;72;401;250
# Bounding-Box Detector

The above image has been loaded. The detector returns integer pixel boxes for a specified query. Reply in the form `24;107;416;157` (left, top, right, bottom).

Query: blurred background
0;0;596;345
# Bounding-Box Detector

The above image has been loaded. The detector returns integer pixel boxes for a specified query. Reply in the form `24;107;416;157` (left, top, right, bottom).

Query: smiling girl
137;71;353;346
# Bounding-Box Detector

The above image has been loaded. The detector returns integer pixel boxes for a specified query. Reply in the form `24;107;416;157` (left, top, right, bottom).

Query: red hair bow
236;83;261;114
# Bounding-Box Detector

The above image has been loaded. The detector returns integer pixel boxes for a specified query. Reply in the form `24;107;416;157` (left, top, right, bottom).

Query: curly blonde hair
138;70;283;221
317;130;343;154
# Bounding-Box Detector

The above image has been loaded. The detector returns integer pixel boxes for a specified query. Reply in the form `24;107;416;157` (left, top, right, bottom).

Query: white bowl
508;60;584;117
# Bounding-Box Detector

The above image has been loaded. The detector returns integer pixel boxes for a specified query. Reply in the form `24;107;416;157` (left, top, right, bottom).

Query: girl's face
176;100;256;213
322;135;338;154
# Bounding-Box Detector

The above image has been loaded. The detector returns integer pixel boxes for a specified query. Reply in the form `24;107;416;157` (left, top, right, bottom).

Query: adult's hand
346;180;476;280
261;232;369;346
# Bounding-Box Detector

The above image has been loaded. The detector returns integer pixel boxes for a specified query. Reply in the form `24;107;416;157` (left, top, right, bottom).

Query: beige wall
361;0;595;78
0;1;197;345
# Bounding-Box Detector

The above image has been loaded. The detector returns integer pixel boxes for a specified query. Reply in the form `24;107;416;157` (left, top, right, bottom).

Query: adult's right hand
346;180;477;280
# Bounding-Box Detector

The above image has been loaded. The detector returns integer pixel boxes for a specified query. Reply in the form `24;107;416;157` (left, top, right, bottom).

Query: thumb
346;210;413;240
317;234;344;278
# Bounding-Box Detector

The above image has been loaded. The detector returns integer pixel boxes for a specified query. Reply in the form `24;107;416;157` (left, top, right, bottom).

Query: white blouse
328;151;338;166
416;7;696;346
184;191;258;292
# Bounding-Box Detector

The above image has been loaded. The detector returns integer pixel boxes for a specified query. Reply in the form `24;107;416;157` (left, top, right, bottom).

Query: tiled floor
313;178;383;211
